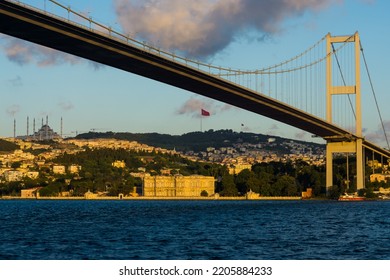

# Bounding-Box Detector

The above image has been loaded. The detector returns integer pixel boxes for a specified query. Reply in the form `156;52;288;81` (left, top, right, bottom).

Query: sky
1;0;390;147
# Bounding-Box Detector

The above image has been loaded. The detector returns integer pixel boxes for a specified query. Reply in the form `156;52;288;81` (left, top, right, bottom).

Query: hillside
75;129;324;154
0;139;19;152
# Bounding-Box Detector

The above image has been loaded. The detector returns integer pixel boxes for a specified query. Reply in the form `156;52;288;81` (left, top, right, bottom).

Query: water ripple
0;200;389;259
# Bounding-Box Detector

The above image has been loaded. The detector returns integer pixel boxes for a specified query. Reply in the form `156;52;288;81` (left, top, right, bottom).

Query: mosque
16;116;62;141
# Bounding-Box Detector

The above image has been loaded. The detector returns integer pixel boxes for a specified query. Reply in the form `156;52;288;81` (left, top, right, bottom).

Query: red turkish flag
201;109;210;116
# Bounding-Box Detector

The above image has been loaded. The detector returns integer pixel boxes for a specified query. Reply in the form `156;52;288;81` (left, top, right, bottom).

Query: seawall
1;196;302;201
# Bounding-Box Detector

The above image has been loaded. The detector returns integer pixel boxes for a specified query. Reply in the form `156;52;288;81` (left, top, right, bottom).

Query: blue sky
1;0;390;147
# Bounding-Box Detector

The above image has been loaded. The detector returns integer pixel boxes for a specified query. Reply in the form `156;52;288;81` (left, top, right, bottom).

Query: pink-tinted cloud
176;96;238;118
0;35;102;68
1;35;80;67
114;0;341;57
176;97;213;118
1;0;344;66
365;121;390;148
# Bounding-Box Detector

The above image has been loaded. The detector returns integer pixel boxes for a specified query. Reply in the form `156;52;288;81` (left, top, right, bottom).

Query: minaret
13;119;16;141
45;115;49;140
33;118;36;141
60;117;63;138
27;116;29;138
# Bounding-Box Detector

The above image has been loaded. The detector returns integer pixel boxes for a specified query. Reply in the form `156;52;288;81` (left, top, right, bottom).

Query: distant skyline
1;0;390;147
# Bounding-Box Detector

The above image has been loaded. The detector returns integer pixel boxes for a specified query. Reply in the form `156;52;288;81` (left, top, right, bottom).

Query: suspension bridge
1;0;389;191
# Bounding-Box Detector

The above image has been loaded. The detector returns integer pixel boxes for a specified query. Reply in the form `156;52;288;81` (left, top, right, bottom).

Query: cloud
218;103;235;112
114;0;341;58
6;105;21;117
365;121;390;148
295;131;308;140
1;35;80;66
176;96;238;118
269;124;279;131
267;123;280;135
241;125;251;132
1;0;344;66
58;101;75;111
7;76;23;87
176;96;212;118
0;35;103;68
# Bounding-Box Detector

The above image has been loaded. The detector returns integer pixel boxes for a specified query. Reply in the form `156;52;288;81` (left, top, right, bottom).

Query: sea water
0;200;389;259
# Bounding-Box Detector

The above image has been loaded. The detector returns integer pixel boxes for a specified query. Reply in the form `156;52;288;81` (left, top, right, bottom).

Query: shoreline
1;196;303;201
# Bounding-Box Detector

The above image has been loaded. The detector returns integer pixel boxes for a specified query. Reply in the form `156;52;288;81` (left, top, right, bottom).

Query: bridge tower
325;32;364;192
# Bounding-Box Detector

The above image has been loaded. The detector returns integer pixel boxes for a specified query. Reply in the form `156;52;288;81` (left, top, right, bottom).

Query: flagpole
200;114;202;132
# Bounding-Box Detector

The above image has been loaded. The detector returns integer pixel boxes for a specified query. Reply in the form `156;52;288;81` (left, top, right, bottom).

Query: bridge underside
1;1;390;160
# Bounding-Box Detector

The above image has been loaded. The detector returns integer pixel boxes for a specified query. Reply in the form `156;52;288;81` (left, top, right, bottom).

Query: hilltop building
68;164;82;174
32;124;61;141
112;160;126;168
32;116;61;141
16;116;62;141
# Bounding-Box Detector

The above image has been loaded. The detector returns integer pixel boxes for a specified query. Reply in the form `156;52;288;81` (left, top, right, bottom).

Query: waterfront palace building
142;175;215;197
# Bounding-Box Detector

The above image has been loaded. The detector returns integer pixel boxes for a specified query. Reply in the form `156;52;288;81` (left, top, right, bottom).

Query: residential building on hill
52;165;66;174
112;160;126;168
370;173;390;183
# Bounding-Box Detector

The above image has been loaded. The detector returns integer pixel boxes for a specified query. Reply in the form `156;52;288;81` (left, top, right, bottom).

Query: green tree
296;165;324;196
200;190;209;197
328;185;341;199
7;181;24;196
23;177;41;189
71;180;90;196
235;169;261;194
220;174;238;196
0;139;19;151
235;169;252;194
11;162;22;169
274;175;298;196
256;171;274;196
246;174;261;194
39;180;65;197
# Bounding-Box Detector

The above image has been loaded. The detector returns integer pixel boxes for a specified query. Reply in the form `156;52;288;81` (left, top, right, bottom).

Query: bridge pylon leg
326;144;333;194
356;139;364;189
326;140;365;195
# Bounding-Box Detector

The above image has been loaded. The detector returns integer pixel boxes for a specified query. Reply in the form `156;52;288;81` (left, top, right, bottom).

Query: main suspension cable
360;41;390;150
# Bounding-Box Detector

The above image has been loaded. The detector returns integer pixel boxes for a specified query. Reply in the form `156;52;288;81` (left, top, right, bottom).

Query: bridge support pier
326;139;364;194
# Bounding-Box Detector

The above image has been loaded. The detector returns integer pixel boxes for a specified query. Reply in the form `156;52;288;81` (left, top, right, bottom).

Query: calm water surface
0;200;389;259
